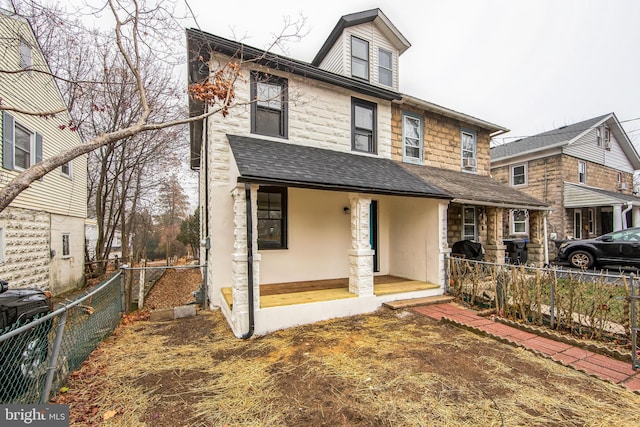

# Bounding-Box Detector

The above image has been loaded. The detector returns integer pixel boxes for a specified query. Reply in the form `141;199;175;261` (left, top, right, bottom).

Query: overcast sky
185;0;640;145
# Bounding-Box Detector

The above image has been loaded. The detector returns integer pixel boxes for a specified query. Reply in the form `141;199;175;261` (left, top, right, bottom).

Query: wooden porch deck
221;275;439;309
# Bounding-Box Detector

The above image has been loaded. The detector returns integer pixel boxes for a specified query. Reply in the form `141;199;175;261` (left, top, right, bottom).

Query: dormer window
378;48;392;87
351;36;369;81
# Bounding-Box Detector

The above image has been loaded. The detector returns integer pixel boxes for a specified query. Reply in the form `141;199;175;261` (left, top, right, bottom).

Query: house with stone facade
491;113;640;257
188;9;547;337
0;10;87;295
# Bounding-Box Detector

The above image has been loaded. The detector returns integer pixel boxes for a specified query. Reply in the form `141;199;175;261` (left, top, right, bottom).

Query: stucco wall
50;213;85;294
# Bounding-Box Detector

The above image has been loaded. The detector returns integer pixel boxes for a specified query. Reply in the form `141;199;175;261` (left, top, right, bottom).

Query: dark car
0;281;53;400
555;227;640;269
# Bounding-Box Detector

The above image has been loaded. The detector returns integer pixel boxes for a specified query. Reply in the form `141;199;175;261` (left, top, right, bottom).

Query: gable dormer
311;9;410;92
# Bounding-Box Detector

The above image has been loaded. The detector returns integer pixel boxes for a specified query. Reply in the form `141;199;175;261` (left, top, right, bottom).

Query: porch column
231;184;261;336
348;194;374;296
613;204;623;231
484;207;505;264
527;210;545;267
634;205;640;228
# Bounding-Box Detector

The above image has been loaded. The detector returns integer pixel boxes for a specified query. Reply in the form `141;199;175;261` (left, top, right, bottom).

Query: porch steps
383;295;455;310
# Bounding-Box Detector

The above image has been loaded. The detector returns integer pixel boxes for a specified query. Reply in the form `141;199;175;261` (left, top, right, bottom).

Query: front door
574;210;582;239
370;200;379;272
601;208;613;235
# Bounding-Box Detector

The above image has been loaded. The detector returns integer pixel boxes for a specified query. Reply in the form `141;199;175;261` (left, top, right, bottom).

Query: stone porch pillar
348;194;374;296
484;207;506;264
231;184;261;335
634;206;640;228
527;210;544;267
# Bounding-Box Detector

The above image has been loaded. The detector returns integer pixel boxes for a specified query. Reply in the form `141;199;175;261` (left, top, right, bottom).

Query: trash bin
504;239;528;264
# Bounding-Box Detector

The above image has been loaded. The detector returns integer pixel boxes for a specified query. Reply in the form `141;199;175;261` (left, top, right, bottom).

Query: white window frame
461;128;477;172
61;160;72;178
13;122;34;171
604;126;611;150
596;127;602;147
19;38;32;69
402;112;423;164
574;210;582;239
462;206;477;241
588;208;595;235
511;163;527;186
62;233;71;258
510;209;529;235
378;48;393;87
578;161;586;184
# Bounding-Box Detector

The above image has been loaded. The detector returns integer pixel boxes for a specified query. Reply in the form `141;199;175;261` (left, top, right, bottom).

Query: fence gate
631;274;640;370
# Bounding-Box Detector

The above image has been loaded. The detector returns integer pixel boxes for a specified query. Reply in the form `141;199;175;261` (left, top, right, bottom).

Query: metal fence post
631;273;637;370
40;310;68;403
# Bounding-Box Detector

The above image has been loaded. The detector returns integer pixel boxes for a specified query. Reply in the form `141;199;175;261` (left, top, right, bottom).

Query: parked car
0;281;53;400
555;227;640;269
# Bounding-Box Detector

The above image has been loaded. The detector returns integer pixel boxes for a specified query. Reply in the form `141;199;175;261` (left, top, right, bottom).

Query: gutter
240;182;255;339
453;198;552;211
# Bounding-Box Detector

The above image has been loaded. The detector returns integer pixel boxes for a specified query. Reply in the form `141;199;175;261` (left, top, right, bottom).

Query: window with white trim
462;206;477;241
378;48;392;87
578;161;586;184
574;210;582;239
511;164;527;186
351;36;369;80
2;112;42;171
604;126;611;150
61;161;72;178
588;208;595;235
402;112;422;164
461;129;477;171
510;209;528;235
62;233;70;257
596;127;602;147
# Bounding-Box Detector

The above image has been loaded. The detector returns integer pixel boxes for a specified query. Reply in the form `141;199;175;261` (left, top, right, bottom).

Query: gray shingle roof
228;135;451;199
400;163;548;208
491;114;611;160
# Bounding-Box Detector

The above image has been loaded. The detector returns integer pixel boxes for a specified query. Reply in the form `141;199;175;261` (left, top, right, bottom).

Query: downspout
241;182;255;339
202;105;210;309
622;202;633;229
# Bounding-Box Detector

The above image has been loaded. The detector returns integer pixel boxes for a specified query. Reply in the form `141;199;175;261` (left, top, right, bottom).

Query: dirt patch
53;306;640;426
143;267;202;310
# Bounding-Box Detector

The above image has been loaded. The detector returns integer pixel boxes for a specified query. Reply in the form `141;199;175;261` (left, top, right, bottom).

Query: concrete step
383;295;455;310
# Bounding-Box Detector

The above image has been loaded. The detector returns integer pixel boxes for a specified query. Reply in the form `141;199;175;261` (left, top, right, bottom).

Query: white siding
563;128;605;164
604;132;635;173
564;182;622;208
0;13;87;219
318;36;344;75
343;23;399;91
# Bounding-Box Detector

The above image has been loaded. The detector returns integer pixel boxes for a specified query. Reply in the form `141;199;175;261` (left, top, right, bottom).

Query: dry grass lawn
52;307;640;426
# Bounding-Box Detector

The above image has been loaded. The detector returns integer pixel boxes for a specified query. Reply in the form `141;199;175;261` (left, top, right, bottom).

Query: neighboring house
188;9;546;337
491;113;640;256
85;220;122;263
0;10;87;294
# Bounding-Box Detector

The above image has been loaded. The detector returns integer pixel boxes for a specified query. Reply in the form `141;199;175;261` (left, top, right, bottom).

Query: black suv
555;227;640;269
0;281;53;400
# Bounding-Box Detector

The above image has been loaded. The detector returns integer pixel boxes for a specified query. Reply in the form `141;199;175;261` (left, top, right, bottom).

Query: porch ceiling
564;182;640;208
401;163;549;209
228;135;452;199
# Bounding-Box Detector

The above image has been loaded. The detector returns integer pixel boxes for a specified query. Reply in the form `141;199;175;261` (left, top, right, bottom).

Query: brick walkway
413;303;640;393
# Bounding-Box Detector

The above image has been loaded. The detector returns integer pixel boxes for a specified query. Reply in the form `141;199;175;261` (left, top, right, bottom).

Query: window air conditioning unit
463;158;477;169
605;140;612;151
618;182;628;190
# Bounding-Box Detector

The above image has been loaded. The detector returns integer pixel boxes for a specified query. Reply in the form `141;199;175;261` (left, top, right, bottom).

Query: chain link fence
447;256;631;347
0;272;123;404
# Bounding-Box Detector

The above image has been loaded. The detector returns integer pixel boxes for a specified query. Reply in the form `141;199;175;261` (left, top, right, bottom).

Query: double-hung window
578;161;586;184
402;112;422;164
257;187;287;250
250;72;288;138
461;128;477;171
351;36;369;80
2;111;42;171
61;161;72;178
462;206;477;241
351;98;376;154
511;164;527;186
378;48;392;87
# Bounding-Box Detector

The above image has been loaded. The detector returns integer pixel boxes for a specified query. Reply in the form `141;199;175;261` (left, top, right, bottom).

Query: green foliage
177;208;200;258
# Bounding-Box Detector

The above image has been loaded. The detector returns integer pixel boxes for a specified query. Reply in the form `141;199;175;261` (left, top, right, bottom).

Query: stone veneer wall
0;207;50;290
390;104;492;175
